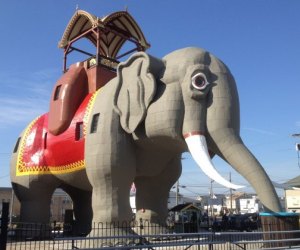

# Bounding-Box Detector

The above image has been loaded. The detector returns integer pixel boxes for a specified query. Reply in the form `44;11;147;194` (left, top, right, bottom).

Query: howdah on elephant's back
12;10;150;176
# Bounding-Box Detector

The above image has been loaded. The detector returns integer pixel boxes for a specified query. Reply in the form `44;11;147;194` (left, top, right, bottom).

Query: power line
0;174;9;179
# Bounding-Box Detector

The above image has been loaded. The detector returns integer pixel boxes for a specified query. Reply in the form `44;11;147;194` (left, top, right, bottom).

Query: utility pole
229;172;233;213
210;180;214;217
176;180;179;205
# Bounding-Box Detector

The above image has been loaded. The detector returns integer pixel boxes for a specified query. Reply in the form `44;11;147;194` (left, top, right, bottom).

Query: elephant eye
191;73;209;90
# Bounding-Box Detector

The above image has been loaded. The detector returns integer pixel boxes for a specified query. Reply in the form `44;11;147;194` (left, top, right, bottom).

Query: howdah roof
58;10;150;59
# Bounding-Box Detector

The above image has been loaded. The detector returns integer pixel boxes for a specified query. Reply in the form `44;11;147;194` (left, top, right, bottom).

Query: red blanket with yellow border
16;92;98;176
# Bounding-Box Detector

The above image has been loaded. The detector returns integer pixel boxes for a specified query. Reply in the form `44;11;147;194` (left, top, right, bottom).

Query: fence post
0;202;9;250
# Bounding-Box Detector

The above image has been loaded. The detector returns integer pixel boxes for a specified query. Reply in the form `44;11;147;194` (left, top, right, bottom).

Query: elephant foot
71;222;91;236
85;223;140;248
134;212;170;236
133;220;171;238
16;223;52;240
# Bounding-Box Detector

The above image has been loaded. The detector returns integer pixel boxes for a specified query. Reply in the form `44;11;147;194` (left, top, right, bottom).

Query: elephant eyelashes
191;73;209;90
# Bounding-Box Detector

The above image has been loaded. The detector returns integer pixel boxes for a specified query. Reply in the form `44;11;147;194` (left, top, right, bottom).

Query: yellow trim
83;90;100;135
16;116;40;176
17;160;86;176
16;90;100;176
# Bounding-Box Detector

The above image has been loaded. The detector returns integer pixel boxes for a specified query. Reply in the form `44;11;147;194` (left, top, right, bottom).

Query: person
222;213;229;230
191;212;197;223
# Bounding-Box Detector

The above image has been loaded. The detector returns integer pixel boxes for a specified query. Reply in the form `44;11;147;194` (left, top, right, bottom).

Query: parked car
212;213;260;232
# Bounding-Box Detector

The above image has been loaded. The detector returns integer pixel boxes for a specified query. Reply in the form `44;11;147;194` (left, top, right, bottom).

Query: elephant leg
87;165;136;246
134;155;182;234
13;181;57;224
88;157;135;223
11;135;59;225
12;180;58;238
62;185;92;236
85;128;136;245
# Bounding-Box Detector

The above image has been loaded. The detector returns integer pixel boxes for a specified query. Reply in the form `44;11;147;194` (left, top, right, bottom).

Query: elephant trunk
209;128;282;212
203;54;281;212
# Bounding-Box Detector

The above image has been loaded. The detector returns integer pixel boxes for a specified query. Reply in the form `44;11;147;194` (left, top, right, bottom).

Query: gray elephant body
85;76;183;224
10;47;281;236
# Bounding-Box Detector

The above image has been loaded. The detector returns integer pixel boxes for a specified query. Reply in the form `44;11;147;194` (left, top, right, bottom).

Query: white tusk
185;134;244;190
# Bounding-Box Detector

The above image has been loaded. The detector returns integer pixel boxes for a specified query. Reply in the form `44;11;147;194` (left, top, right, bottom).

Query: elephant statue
10;47;282;237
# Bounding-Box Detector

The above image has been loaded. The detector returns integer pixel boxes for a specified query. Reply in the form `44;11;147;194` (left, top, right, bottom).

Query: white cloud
0;68;59;128
0;97;48;126
243;127;276;136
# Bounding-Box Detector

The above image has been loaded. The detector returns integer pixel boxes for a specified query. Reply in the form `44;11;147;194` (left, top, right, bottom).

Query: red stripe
183;131;205;139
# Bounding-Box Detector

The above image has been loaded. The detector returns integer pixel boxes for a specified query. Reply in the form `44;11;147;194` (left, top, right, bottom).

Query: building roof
58;10;150;59
286;175;300;188
169;203;201;212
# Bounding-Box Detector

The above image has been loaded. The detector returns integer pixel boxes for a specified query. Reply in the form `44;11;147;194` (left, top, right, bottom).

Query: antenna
76;4;79;11
292;134;300;168
296;143;300;168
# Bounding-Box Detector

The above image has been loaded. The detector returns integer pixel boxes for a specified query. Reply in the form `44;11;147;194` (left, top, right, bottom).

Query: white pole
176;181;179;205
230;172;233;213
9;188;14;225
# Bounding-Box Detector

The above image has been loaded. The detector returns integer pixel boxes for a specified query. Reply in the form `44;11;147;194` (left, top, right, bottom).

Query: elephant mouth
184;132;244;190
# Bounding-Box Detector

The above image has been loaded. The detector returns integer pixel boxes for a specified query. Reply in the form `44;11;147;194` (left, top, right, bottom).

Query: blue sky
0;1;300;199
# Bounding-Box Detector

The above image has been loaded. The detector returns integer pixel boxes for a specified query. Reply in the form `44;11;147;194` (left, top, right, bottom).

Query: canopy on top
58;10;150;59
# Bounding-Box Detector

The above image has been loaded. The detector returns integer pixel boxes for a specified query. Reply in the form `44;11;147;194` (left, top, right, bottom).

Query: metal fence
3;220;300;250
2;203;300;250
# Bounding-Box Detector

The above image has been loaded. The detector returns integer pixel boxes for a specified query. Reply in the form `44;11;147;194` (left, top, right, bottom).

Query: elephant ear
113;52;164;133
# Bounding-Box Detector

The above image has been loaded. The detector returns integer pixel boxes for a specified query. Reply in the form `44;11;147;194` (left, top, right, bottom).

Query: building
0;187;20;222
238;195;261;214
50;189;73;222
285;189;300;213
224;192;263;214
130;189;201;214
284;176;300;213
199;192;266;216
201;194;226;216
131;190;266;217
227;193;265;214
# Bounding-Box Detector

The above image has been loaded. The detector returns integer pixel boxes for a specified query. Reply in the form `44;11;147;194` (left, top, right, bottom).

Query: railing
3;220;300;250
86;55;119;71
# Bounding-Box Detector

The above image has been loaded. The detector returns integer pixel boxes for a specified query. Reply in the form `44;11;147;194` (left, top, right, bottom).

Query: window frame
90;113;100;134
